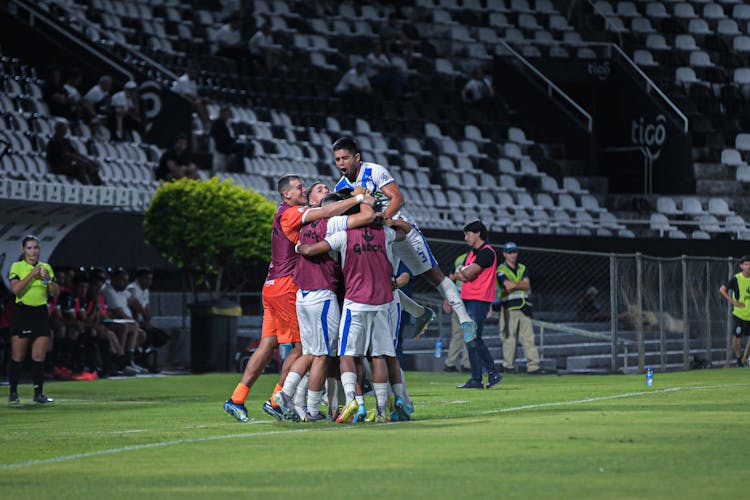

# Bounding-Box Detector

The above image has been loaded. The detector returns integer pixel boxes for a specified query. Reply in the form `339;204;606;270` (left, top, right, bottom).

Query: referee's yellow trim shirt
8;260;55;306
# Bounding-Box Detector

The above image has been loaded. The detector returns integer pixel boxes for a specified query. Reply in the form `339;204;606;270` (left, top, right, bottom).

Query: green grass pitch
1;369;748;498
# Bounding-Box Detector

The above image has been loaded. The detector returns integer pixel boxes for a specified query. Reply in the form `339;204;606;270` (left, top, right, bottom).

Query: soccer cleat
394;396;413;421
130;361;148;374
366;410;376;422
223;399;250;422
336;400;359;423
374;413;390;423
272;391;300;421
303;412;327;422
457;379;484;389
486;372;503;389
461;320;477;343
33;393;55;404
390;410;400;422
262;399;283;421
8;391;19;405
413;307;437;339
53;366;72;380
352;404;368;423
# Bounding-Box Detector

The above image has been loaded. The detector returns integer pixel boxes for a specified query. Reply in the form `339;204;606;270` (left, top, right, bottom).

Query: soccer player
332;137;477;342
223;175;369;422
274;190;377;421
297;213;412;423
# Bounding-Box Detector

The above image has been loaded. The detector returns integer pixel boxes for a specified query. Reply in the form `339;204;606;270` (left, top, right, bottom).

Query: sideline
1;383;746;470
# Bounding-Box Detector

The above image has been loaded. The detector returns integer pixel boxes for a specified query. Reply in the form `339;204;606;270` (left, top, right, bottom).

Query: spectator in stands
215;18;247;59
109;80;142;141
171;65;211;129
102;268;147;374
495;242;543;374
443;251;472;373
335;62;373;112
46;120;103;185
461;66;509;119
380;13;414;64
82;75;112;120
156;134;200;181
449;220;503;389
209;106;252;171
42;65;67;118
719;255;750;367
7;235;60;404
248;22;283;75
366;41;406;98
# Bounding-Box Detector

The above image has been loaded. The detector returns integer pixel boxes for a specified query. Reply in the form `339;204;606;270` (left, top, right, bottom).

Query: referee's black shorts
10;304;50;339
732;316;750;338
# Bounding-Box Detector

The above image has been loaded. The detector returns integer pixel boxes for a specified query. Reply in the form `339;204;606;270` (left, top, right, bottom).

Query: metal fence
423;237;739;373
149;238;740;374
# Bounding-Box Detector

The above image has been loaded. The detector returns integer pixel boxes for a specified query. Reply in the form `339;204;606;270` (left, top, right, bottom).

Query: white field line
1;383;746;470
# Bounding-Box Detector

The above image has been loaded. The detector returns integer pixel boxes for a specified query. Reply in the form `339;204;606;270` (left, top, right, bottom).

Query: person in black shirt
209;107;252;171
46;121;103;185
156;134;200;181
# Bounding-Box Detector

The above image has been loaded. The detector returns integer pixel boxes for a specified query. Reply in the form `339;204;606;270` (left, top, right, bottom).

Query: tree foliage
144;177;276;296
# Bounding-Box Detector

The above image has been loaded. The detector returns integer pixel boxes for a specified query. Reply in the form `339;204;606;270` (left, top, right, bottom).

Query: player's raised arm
303;192;367;224
295;239;333;258
380;182;404;219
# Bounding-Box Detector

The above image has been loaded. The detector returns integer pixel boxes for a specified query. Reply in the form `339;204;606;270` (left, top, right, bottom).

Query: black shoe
8;391;19;404
486;372;503;388
457;379;484;389
33;393;54;404
443;365;458;372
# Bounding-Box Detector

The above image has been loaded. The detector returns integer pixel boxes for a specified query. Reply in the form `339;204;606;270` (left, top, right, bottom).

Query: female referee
7;235;60;404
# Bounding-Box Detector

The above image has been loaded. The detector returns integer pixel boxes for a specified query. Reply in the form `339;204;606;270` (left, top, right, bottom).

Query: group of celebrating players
223;137;478;423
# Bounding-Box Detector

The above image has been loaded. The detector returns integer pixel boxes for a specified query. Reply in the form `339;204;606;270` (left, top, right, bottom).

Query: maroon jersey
293;218;341;292
266;202;306;281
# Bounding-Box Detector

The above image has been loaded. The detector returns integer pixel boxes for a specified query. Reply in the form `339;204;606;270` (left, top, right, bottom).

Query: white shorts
392;226;438;276
339;301;394;357
296;289;340;356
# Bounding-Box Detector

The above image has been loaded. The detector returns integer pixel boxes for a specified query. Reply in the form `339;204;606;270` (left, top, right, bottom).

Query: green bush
144;177;276;296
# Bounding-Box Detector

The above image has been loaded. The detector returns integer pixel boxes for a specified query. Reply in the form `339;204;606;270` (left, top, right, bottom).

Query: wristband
294;243;301;254
355;194;364;203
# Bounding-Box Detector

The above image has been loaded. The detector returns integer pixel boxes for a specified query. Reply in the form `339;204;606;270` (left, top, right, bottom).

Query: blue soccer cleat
352;404;368;423
262;399;283;421
394;396;413;421
223;399;250;422
461;320;477;343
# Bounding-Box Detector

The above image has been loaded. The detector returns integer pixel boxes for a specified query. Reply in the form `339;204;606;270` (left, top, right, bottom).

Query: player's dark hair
21;235;39;247
332;137;359;154
320;193;344;207
463;219;488;241
277;174;302;196
740;255;750;264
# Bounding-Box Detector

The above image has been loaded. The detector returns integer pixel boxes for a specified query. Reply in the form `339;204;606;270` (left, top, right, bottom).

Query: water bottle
645;366;653;387
434;337;443;358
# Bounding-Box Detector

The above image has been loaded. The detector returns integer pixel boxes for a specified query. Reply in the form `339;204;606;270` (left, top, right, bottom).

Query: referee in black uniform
7;235;60;404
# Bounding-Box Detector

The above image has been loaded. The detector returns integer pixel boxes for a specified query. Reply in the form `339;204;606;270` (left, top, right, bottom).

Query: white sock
341;371;357;404
307;390;323;416
293;373;309;408
438;277;471;323
282;371;302;398
391;382;404;400
326;377;339;410
374;382;389;415
355;394;365;406
397;289;425;317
